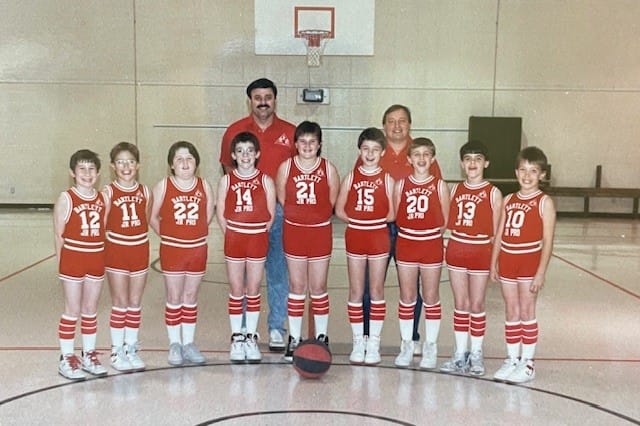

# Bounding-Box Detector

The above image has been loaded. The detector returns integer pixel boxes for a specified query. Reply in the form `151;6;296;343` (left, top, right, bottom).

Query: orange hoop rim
298;29;331;47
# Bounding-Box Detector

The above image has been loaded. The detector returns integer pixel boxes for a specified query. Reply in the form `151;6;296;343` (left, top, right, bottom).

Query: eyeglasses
114;159;137;166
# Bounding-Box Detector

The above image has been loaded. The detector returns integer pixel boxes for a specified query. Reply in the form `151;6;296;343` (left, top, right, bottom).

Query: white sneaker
81;350;108;376
419;342;438;369
245;333;262;363
125;342;146;371
183;342;206;364
230;333;246;363
439;352;468;374
269;329;285;352
110;346;133;372
349;335;366;364
413;340;422;356
394;340;415;367
507;359;535;383
364;335;381;365
468;350;485;376
493;357;519;381
59;354;86;380
168;342;183;366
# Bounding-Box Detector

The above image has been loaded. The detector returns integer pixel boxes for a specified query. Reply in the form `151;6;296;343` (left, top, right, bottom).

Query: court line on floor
0;254;55;284
1;362;638;425
552;254;640;300
198;410;416;425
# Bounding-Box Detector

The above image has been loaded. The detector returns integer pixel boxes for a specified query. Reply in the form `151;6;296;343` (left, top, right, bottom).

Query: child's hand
490;266;499;283
530;274;545;293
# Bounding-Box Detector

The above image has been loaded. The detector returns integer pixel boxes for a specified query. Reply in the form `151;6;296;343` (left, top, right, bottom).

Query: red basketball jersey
61;187;107;252
283;157;334;226
104;181;150;246
448;181;500;244
396;175;446;241
500;190;548;254
158;176;209;248
343;166;393;231
223;169;272;233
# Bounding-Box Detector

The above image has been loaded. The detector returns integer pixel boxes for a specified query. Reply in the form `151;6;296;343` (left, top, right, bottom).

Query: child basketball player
335;127;395;365
392;138;450;369
149;141;215;366
439;141;502;376
54;149;109;380
491;146;556;383
103;142;151;372
276;121;340;362
217;132;276;363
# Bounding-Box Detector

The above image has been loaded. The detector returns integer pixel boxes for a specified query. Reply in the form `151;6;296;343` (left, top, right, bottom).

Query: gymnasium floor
0;210;638;425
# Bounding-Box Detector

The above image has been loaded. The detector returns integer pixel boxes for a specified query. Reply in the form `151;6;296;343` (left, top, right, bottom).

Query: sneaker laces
84;350;102;365
65;354;82;370
231;333;246;343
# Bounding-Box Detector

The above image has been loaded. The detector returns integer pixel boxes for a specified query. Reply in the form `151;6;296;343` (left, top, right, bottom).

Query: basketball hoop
299;30;331;67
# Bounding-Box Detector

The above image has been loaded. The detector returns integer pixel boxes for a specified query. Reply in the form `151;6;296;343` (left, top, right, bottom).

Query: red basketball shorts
224;229;269;262
105;241;150;276
345;227;390;259
159;244;208;275
445;239;492;274
283;222;332;261
58;248;105;283
395;236;443;268
497;249;541;284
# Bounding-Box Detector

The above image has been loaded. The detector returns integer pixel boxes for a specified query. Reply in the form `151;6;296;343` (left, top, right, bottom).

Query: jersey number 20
406;194;429;213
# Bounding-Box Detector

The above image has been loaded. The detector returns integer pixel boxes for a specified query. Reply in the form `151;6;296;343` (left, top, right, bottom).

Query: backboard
255;0;375;56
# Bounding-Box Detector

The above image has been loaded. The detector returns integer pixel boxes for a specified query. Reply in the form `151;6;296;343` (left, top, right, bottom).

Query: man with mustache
220;78;297;352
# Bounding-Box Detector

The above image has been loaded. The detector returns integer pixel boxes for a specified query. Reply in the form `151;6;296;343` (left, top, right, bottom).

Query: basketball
292;339;332;379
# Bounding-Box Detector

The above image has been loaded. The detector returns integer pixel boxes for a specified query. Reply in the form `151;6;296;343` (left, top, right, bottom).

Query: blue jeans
265;203;288;334
363;222;422;340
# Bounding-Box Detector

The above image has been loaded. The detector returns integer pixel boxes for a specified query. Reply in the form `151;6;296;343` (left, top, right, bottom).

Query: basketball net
299;30;330;67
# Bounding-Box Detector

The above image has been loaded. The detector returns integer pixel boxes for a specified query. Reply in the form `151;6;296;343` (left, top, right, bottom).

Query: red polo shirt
220;114;296;179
